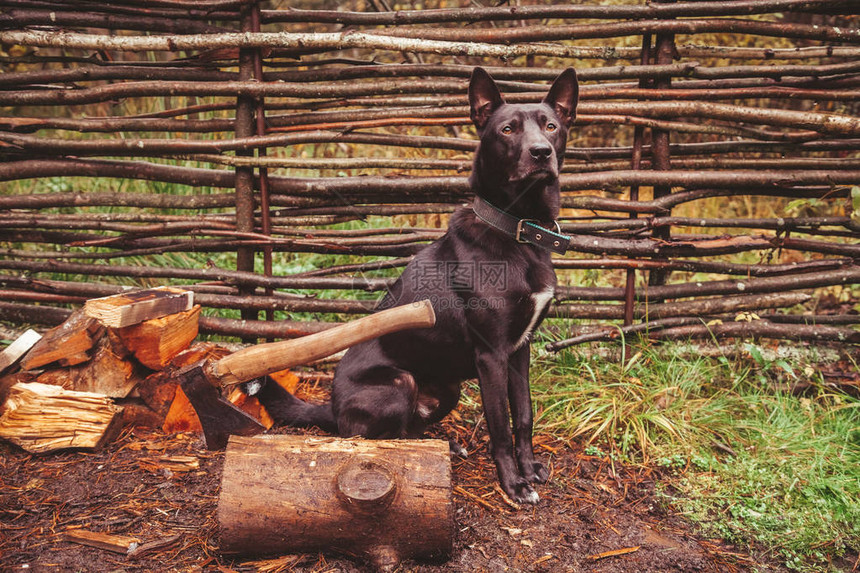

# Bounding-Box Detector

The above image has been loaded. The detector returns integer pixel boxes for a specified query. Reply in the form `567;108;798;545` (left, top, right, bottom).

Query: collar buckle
515;219;539;243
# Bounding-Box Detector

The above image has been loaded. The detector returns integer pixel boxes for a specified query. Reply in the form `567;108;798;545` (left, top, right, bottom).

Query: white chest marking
514;287;554;350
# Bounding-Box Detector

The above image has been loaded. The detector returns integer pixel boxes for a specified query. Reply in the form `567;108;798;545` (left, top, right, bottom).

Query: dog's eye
546;122;558;132
501;125;513;135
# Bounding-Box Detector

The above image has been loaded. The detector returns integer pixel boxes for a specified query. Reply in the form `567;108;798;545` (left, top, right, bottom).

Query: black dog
248;67;578;504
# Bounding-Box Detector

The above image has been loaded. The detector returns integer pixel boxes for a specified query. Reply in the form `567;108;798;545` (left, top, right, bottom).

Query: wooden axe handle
208;300;436;386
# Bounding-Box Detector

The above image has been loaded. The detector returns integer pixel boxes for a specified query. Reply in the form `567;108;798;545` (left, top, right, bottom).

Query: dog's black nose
529;144;552;161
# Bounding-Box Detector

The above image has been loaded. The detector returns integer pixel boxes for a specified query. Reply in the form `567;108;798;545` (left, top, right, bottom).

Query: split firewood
0;371;34;406
138;342;231;420
157;454;200;472
138;454;200;474
118;400;166;429
105;328;133;360
156;342;291;435
21;309;104;370
35;335;145;398
85;286;193;329
162;367;297;435
171;341;232;368
116;305;201;370
144;342;232;433
0;382;123;453
71;334;144;398
137;371;183;421
218;435;453;571
0;329;41;375
62;529;140;555
162;385;204;434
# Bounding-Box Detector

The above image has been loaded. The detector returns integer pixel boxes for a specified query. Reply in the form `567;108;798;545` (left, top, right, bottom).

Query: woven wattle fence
0;0;858;347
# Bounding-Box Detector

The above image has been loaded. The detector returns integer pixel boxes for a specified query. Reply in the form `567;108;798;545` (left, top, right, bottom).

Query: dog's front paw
523;461;549;484
518;455;550;484
503;477;541;505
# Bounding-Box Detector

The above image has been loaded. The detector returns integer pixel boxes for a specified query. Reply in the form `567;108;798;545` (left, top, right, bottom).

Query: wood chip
62;528;140;554
127;534;182;560
493;484;522;511
453;485;501;512
158;455;200;472
586;545;641;561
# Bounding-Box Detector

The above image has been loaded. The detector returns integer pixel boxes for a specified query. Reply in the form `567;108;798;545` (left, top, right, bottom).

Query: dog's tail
241;376;338;434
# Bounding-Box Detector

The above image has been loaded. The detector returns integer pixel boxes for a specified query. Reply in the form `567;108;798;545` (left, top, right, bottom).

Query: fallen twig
587;545;641;561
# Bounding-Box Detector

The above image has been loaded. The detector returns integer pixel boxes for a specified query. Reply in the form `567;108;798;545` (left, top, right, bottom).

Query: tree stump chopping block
217;434;453;570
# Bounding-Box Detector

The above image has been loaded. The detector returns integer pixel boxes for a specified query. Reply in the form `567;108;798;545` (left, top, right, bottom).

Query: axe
177;300;436;449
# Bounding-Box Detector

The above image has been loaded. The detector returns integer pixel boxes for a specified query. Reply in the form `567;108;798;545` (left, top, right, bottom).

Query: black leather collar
472;196;570;255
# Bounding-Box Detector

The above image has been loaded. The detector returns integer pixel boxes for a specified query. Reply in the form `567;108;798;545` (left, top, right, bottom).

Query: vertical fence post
623;33;653;326
234;2;259;336
648;7;676;288
250;4;274;332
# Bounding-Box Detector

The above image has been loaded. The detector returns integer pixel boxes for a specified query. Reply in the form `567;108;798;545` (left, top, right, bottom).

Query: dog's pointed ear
543;68;578;128
469;67;504;130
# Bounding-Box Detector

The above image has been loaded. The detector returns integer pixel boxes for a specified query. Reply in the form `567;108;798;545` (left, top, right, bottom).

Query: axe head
177;361;265;450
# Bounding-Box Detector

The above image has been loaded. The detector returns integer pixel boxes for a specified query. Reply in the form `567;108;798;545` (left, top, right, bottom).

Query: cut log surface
85;286;193;329
0;382;123;453
218;435;453;571
21;309;103;370
117;305;201;370
0;329;41;374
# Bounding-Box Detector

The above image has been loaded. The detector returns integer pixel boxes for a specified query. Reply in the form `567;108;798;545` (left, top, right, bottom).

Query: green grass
670;394;860;571
530;336;860;572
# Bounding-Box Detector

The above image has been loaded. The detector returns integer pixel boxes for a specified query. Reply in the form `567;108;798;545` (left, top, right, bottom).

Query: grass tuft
531;338;860;572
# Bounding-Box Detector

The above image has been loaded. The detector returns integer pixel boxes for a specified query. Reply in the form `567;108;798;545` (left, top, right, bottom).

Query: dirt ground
0;404;793;573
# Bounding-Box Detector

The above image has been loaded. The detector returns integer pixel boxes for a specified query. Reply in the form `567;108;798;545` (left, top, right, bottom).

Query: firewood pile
0;287;293;454
0;289;458;569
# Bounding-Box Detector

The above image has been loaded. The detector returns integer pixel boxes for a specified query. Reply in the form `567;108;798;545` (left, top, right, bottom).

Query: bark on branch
0;29;649;58
646;321;860;343
555;266;860;302
377;18;860;45
2;20;856;60
257;1;855;25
